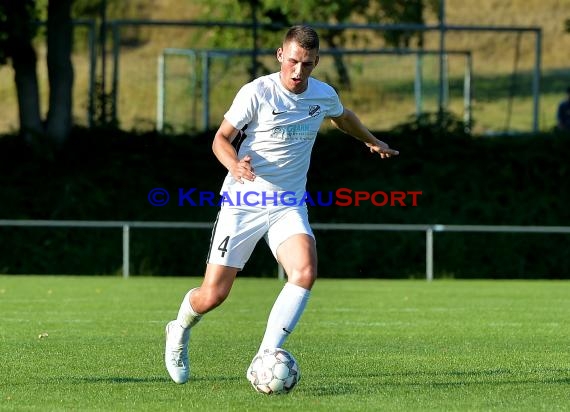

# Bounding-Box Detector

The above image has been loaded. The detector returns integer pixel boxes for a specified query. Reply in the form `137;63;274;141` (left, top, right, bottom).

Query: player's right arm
212;118;256;183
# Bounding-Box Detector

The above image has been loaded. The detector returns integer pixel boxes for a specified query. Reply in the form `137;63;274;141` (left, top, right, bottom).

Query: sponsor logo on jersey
270;124;313;140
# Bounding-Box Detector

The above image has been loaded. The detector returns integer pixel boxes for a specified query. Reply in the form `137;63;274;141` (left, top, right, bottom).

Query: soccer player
164;25;399;384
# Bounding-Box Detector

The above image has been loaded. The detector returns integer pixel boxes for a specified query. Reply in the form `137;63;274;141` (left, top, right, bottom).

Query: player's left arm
330;108;399;159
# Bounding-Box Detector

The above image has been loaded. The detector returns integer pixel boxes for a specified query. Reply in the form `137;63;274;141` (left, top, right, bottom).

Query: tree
0;0;42;142
367;0;426;47
46;0;74;145
195;0;435;89
0;0;73;146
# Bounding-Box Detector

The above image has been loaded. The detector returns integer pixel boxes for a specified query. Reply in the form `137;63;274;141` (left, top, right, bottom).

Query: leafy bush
1;125;569;278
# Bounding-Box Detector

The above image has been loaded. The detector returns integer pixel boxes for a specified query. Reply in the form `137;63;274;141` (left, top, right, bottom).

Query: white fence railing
1;220;569;280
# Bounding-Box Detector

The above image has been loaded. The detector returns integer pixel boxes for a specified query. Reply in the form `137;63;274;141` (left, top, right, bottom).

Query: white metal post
464;53;473;132
157;54;165;132
202;51;210;131
122;224;130;278
414;53;423;116
532;29;541;133
426;226;434;281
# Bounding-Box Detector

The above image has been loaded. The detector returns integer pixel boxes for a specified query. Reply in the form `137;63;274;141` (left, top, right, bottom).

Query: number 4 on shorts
218;236;230;257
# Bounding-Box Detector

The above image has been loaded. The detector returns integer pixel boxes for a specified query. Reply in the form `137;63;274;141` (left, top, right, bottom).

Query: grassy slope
0;1;569;134
431;0;570;69
1;276;569;411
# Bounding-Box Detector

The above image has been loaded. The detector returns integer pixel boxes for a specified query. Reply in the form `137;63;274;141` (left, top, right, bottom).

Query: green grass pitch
1;276;569;411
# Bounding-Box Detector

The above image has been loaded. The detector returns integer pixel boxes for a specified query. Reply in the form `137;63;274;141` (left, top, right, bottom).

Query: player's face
277;41;319;94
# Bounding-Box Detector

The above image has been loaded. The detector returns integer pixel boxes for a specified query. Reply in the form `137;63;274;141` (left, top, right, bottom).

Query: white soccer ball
246;348;300;395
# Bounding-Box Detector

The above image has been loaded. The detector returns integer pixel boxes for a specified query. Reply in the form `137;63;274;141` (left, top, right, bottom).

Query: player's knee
288;265;317;289
195;287;229;313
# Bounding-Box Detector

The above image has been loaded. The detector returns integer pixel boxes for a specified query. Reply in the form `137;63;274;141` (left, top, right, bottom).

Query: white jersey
221;72;344;202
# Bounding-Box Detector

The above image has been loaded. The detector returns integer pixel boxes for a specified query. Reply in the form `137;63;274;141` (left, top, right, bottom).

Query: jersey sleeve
224;82;258;130
326;86;344;118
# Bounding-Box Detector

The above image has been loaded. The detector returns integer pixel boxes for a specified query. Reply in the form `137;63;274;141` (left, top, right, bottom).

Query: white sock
176;288;202;329
258;282;310;352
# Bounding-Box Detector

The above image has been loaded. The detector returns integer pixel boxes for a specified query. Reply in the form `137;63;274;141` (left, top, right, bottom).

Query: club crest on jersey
309;105;321;117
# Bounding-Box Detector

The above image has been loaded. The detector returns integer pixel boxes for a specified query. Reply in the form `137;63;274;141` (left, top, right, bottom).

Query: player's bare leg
257;234;317;352
165;264;238;384
276;234;317;290
189;264;240;314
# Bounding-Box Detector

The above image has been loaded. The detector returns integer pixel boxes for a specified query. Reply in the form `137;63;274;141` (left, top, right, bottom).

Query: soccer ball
246;348;300;395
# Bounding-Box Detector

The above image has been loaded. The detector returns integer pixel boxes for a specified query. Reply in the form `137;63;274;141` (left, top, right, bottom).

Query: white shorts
206;205;314;269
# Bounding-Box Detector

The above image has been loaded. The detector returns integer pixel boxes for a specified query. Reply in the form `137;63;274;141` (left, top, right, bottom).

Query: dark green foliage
0;0;38;65
1;123;569;278
369;0;425;47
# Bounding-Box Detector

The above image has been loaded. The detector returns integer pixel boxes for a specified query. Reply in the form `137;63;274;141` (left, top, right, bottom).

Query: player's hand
366;139;399;159
231;154;256;184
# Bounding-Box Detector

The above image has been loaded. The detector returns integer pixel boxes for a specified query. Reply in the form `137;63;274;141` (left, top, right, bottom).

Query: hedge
1;123;569;278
